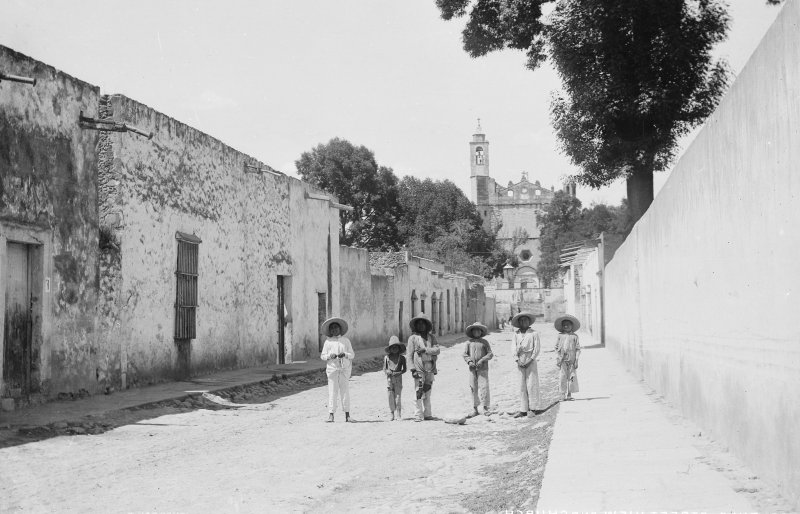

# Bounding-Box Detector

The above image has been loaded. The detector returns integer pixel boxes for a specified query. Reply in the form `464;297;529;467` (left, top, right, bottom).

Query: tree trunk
626;171;654;225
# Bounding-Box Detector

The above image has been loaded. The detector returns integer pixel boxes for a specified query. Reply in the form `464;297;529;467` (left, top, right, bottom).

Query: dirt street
0;324;564;513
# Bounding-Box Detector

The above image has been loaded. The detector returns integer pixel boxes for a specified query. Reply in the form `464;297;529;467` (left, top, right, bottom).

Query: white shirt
320;336;355;375
513;328;540;367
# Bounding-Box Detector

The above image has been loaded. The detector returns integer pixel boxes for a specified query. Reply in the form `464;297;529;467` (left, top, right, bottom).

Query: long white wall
605;1;800;507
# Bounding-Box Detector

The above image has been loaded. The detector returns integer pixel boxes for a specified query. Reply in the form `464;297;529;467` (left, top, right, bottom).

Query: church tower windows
475;146;484;164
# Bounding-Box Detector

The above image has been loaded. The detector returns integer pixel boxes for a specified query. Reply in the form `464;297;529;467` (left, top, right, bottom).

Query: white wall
605;1;800;507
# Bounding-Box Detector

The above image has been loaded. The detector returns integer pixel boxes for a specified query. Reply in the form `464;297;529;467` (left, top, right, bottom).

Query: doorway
277;276;286;364
318;293;327;353
4;242;33;398
398;301;404;342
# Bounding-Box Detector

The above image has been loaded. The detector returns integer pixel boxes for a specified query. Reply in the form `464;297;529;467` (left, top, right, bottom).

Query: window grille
175;232;201;340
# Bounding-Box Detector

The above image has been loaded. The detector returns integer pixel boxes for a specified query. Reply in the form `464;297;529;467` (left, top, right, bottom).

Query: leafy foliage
295;138;403;249
398;176;502;277
548;0;730;220
536;191;631;287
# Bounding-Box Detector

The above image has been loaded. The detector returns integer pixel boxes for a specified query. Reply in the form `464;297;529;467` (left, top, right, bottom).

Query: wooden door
318;293;327;352
277;276;286;364
4;243;32;398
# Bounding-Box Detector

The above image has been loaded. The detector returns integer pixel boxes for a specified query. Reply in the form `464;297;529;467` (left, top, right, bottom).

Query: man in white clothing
320;317;355;422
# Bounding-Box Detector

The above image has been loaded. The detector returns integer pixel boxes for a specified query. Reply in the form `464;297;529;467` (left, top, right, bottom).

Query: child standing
384;336;407;421
554;315;581;401
462;322;493;416
406;314;440;422
320;317;355;422
511;312;541;418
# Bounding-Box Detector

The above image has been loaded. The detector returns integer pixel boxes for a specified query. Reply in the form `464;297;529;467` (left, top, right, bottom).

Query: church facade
469;122;571;287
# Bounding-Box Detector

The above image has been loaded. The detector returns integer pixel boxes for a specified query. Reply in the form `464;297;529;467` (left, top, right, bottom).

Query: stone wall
0;46;101;400
604;2;800;506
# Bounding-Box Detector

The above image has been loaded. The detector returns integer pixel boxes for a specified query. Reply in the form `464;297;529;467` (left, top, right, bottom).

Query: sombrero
321;317;349;336
511;312;537;328
409;313;433;332
554;314;580;332
384;335;407;353
465;322;488;338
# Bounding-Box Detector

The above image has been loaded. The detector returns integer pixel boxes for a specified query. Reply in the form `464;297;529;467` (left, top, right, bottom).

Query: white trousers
518;361;540;411
327;370;351;413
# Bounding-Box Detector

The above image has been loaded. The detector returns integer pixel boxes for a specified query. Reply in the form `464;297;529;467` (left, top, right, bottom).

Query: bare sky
0;0;783;206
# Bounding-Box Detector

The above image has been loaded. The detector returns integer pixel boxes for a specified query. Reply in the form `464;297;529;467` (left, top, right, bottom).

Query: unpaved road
0;325;564;513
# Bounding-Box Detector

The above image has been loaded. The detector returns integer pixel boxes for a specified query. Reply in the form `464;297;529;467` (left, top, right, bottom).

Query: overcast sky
0;1;784;205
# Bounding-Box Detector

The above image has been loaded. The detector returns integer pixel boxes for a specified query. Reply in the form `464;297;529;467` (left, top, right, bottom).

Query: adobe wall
604;1;800;506
99;94;340;384
0;46;101;399
338;246;393;349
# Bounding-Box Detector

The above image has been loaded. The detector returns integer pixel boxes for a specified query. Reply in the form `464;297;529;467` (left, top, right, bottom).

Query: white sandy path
0;326;562;514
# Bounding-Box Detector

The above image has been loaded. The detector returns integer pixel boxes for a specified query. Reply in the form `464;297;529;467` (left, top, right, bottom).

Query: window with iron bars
175;232;201;340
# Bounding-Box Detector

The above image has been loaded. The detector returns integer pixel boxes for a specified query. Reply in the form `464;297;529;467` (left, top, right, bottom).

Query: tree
536;191;583;287
295;138;402;250
548;0;730;221
397;176;502;277
536;191;632;287
436;0;740;223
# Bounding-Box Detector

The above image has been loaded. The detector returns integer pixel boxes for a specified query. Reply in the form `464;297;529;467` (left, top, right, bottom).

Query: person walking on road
384;336;407;420
406;314;440;422
511;312;541;418
554;315;581;401
320;317;355;423
463;322;493;417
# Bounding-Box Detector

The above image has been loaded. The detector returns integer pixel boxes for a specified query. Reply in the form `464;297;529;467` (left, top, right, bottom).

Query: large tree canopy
295;138;402;250
548;0;729;221
436;0;745;223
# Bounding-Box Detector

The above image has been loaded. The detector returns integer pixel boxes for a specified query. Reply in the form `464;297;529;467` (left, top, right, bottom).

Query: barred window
175;231;201;340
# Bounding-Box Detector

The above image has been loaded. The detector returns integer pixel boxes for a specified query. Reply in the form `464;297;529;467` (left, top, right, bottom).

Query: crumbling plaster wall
0;46;101;397
99;94;333;384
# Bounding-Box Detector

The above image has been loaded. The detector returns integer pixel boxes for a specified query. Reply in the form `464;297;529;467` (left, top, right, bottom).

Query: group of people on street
318;311;582;422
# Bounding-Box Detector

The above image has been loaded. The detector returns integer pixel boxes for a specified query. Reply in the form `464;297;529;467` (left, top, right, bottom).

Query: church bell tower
470;119;490;204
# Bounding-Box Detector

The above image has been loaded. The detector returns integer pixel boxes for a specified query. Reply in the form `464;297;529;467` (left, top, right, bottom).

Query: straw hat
384;335;407;354
554;314;580;332
409;313;433;332
321;317;349;336
465;322;488;338
511;312;537;328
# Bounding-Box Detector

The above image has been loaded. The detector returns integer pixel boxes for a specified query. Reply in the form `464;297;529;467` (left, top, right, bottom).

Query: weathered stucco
98;94;341;384
605;2;800;507
0;46;101;402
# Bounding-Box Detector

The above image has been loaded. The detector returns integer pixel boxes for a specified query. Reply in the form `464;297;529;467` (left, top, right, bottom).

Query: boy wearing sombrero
511;312;541;418
320;317;355;422
384;336;407;421
554;315;581;401
462;322;493;416
406;314;440;422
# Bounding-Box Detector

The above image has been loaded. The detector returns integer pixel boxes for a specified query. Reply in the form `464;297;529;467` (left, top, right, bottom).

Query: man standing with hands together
510;312;541;418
